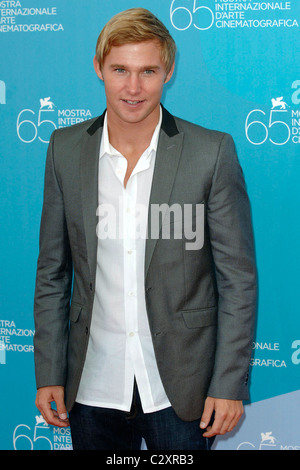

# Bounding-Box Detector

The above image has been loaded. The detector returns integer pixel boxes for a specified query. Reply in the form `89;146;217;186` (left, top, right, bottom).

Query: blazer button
85;327;89;335
89;283;93;291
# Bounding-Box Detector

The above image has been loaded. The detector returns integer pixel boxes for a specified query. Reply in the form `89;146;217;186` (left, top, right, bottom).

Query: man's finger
201;398;244;437
35;386;69;427
199;397;214;430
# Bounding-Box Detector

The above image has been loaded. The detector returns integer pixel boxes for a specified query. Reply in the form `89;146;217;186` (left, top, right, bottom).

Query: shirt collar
99;106;162;160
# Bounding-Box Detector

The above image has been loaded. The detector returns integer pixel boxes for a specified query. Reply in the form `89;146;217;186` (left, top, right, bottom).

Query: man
34;8;257;450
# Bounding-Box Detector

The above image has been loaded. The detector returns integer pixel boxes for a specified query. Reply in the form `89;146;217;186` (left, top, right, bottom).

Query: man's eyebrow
109;64;126;69
109;64;161;70
142;65;161;70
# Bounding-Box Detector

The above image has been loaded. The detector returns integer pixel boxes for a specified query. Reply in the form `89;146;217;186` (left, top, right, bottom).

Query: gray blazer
34;106;257;421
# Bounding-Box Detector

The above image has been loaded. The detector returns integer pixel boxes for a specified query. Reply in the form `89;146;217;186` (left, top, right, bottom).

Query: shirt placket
123;177;138;337
123;154;154;404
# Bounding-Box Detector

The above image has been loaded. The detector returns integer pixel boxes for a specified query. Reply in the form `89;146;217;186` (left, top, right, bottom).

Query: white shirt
76;108;171;413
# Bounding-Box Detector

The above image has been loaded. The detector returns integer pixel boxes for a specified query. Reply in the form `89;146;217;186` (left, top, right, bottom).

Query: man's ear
164;61;175;84
93;55;104;81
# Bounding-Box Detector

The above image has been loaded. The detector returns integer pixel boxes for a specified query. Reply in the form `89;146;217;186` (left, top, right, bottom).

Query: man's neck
106;107;160;160
106;106;161;188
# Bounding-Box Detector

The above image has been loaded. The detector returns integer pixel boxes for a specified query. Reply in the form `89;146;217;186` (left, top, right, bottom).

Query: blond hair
95;8;176;74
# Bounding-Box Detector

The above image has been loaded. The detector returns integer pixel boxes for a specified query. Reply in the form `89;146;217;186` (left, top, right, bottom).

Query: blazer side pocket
181;306;217;328
69;301;83;323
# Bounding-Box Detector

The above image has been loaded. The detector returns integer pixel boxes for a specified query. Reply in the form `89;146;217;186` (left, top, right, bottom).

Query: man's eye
115;68;126;73
144;70;154;75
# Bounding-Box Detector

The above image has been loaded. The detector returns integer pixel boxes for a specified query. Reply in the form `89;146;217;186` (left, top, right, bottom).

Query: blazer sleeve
33;131;73;389
206;133;257;400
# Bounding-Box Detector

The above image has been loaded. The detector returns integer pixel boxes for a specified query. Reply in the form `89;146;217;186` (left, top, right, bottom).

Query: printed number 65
170;0;214;31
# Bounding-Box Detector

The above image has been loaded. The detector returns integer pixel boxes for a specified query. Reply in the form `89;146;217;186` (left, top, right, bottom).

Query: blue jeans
69;384;215;450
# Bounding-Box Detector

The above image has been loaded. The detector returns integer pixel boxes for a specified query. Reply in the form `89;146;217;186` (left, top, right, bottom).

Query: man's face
94;40;174;127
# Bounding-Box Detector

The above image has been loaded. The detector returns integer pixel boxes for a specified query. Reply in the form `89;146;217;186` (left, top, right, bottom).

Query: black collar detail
86;105;179;138
87;111;106;136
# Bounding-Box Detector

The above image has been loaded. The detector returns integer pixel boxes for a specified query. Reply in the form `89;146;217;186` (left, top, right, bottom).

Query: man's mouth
122;100;144;105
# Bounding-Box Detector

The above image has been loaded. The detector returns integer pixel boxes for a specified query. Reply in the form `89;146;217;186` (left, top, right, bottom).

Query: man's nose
127;73;141;94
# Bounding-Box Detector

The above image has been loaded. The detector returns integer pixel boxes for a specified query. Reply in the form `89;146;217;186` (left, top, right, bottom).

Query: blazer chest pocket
181;306;217;328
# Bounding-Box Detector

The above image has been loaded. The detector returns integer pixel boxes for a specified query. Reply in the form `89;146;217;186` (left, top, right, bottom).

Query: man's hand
200;397;243;437
35;386;69;427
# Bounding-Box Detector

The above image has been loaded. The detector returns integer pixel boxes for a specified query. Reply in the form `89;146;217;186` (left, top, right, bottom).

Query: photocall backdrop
0;0;299;451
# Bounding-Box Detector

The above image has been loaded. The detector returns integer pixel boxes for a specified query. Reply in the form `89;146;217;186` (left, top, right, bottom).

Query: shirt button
129;332;135;337
128;291;136;297
127;250;133;254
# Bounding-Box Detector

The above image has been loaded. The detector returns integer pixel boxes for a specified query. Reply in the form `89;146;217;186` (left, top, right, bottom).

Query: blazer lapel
80;112;105;280
145;107;184;276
